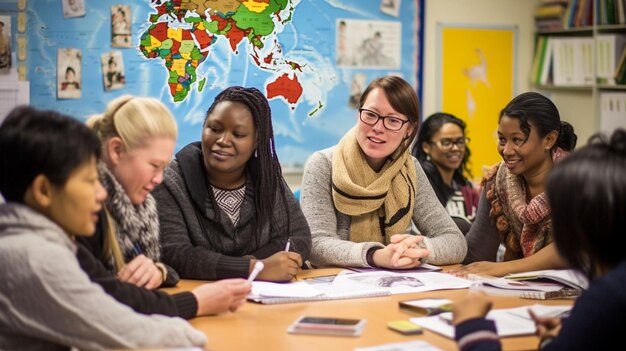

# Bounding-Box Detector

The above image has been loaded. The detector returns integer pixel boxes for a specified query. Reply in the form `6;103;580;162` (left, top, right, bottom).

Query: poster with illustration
57;48;82;99
111;4;131;48
62;0;85;18
101;51;125;91
0;15;12;73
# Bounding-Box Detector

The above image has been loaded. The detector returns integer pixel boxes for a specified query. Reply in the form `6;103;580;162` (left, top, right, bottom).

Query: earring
254;149;258;158
426;154;431;161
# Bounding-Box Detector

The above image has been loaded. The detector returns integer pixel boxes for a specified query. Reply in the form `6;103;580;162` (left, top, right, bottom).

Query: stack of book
468;269;589;300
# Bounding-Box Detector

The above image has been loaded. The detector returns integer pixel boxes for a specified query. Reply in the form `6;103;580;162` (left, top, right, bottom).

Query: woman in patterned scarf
79;95;179;288
300;75;467;269
457;92;577;277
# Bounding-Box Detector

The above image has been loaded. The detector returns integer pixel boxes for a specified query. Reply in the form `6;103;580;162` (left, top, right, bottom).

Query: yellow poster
440;26;516;181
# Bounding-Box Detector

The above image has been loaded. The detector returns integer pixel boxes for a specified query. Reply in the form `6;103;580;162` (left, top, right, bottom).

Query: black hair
500;92;577;151
547;128;626;280
0;106;101;202
204;86;288;248
412;112;472;205
66;66;76;75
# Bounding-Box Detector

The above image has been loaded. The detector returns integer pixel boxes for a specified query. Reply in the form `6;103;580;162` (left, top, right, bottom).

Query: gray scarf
98;162;160;271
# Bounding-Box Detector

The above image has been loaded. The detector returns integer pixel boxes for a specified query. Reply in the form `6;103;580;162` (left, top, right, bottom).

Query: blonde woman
79;95;179;289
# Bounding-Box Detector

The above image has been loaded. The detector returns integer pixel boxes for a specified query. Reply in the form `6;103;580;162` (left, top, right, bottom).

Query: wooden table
162;268;573;351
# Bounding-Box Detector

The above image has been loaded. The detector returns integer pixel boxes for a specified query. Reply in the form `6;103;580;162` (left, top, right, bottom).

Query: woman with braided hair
153;86;311;282
455;92;578;277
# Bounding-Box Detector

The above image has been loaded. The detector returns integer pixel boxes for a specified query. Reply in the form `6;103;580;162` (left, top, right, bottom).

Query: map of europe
26;0;419;168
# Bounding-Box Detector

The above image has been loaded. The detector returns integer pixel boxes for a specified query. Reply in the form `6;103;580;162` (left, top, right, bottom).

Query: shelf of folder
534;84;593;91
597;84;626;91
536;27;593;36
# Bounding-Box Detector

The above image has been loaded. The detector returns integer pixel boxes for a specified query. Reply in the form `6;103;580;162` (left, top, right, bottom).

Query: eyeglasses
359;108;410;131
430;137;470;150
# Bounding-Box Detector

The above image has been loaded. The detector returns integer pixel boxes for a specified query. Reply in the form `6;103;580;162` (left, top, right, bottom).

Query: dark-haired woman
412;113;479;234
456;92;577;277
452;129;626;351
153;86;311;282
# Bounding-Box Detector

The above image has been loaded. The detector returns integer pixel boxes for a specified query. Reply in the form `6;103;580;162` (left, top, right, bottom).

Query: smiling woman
300;75;467;270
412;113;479;233
458;92;578;278
77;95;180;289
153;86;312;283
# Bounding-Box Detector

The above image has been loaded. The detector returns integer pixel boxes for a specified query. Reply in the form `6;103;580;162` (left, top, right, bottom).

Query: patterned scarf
484;148;568;260
98;162;160;270
332;127;416;244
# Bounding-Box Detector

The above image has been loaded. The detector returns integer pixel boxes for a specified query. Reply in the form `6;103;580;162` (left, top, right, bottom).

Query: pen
438;313;453;325
131;242;142;256
285;239;291;252
248;261;265;283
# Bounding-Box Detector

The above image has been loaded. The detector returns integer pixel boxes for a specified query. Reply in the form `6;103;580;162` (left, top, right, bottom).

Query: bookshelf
532;0;626;143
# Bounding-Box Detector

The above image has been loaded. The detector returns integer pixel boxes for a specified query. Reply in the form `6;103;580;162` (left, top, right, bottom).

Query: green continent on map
140;0;298;103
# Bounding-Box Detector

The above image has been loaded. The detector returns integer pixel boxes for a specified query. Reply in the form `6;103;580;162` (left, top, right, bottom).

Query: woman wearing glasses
412;113;479;234
300;76;466;269
455;92;577;277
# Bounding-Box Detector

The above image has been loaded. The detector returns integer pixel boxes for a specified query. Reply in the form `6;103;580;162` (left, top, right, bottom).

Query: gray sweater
300;147;467;267
0;203;207;351
153;142;312;280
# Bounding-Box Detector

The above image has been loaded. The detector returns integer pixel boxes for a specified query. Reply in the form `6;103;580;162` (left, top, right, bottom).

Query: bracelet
155;262;168;284
366;247;383;267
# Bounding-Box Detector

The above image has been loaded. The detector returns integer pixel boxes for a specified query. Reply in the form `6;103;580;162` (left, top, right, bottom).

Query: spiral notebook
468;272;583;300
248;289;390;305
247;280;390;305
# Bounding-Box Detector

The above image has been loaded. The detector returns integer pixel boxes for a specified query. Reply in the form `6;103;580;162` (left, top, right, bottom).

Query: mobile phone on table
287;316;367;336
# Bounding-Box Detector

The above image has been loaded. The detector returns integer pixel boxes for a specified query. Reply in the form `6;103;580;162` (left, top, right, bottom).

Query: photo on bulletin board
62;0;85;18
437;24;517;181
57;48;82;99
111;4;131;48
101;51;125;91
0;15;12;74
336;19;401;69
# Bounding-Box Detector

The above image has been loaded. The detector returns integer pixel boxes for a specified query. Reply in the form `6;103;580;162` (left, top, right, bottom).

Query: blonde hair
87;94;177;149
87;95;177;271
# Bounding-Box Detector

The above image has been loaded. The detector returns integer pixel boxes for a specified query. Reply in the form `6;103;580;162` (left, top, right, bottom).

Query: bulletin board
12;0;424;169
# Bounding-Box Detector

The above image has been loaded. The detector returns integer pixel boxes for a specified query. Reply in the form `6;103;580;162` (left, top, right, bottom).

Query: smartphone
387;320;424;335
287;316;367;336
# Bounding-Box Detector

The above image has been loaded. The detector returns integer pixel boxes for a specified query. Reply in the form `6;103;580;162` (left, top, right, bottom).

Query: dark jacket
76;242;197;319
153;142;312;280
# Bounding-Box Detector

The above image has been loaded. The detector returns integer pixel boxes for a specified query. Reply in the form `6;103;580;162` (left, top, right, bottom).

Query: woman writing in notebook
412;112;479;234
457;92;577;277
453;129;626;351
79;95;180;288
300;75;466;269
153;86;311;282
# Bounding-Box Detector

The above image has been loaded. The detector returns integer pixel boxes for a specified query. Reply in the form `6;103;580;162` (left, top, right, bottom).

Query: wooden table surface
162;267;573;351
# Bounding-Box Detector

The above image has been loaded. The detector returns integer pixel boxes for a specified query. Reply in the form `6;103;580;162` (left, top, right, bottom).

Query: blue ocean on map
27;0;419;168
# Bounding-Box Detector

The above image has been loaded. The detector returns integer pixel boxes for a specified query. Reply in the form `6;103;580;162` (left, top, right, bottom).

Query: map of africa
26;0;420;168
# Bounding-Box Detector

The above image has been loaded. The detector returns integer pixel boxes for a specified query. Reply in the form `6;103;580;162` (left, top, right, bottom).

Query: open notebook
247;281;389;305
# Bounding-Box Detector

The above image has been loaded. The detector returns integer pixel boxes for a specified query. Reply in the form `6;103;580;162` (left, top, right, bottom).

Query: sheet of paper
354;340;443;351
331;271;471;295
410;304;572;338
250;281;323;298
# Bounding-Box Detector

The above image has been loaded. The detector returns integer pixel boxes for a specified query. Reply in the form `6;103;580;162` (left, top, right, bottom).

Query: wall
287;0;596;189
422;0;595;149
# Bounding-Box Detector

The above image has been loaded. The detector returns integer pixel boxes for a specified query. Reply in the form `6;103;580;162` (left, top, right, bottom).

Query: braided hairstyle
205;86;287;247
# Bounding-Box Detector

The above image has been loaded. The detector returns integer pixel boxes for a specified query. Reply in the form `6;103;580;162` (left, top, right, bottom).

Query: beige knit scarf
332;127;416;244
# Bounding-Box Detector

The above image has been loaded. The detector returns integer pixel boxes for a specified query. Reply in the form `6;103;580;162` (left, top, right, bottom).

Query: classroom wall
287;0;595;190
422;0;595;150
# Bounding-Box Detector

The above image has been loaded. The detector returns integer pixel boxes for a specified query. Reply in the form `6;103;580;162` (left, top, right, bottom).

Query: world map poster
26;0;422;169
